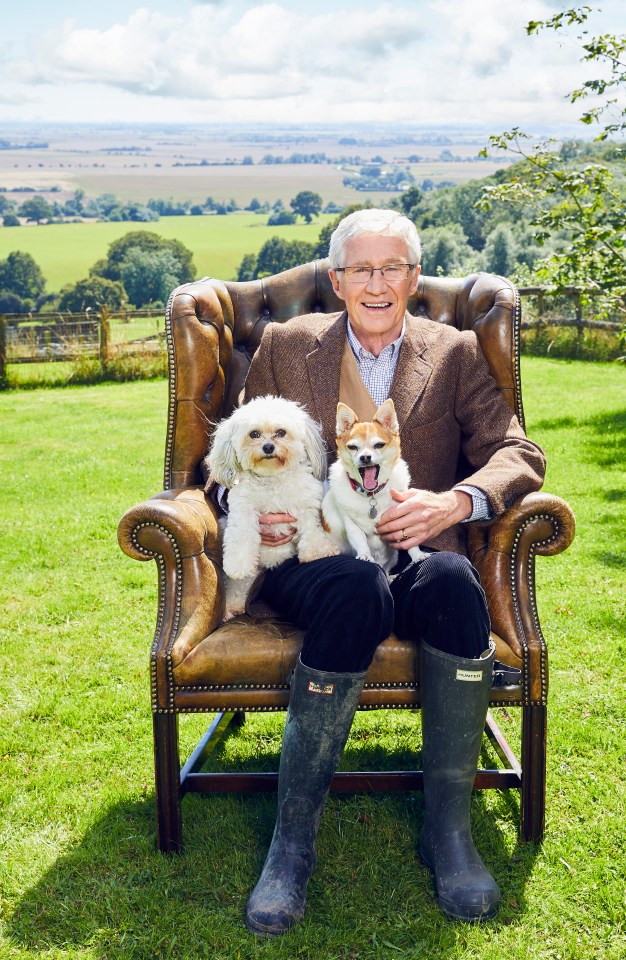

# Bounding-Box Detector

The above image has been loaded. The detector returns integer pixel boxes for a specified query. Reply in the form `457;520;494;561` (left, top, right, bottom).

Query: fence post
0;315;6;386
99;307;111;363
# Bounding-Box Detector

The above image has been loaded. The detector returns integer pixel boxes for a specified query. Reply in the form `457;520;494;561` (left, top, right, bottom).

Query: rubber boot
419;639;501;922
245;657;366;937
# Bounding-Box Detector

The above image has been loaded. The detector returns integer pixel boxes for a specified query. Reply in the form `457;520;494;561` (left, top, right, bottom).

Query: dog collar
346;474;388;518
347;475;388;497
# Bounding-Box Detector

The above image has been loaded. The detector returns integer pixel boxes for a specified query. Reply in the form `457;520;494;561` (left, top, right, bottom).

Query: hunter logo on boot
456;669;482;682
308;681;335;695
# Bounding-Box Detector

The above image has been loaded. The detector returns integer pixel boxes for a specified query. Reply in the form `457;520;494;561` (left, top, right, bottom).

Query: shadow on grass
534;409;626;469
7;733;540;959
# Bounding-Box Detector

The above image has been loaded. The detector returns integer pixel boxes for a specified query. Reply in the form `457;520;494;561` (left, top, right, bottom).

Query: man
239;209;545;936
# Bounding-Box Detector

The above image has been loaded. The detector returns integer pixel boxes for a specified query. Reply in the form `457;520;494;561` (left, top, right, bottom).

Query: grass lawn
0;213;334;293
0;358;624;959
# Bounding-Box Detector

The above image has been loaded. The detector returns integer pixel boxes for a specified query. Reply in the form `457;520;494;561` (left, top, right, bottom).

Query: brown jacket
244;311;546;554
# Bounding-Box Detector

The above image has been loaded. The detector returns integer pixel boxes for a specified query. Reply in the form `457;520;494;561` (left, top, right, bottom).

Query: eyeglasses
335;263;416;283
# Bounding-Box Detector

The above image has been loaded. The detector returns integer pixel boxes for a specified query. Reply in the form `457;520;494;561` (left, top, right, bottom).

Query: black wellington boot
419;640;501;922
245;657;366;937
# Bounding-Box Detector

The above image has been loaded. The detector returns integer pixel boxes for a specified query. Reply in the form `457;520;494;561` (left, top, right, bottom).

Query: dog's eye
347;443;359;452
373;442;386;449
274;429;286;438
249;430;261;439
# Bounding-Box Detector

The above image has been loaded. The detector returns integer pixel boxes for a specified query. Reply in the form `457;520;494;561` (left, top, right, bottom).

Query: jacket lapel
390;315;433;431
305;311;347;443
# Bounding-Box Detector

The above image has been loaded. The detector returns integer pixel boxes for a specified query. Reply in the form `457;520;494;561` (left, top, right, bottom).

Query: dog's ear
374;399;399;433
205;419;241;487
302;416;328;481
336;402;358;436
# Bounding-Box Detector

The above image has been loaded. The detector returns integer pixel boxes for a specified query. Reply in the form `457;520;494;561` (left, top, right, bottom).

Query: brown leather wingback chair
118;261;575;853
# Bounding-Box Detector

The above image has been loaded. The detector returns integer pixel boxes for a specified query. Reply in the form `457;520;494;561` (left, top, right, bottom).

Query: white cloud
0;0;622;125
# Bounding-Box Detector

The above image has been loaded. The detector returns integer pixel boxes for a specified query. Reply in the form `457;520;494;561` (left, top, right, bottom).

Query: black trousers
258;551;491;673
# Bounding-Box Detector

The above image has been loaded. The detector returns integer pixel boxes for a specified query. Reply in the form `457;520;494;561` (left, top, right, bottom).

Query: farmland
0;121;517;291
0;214;334;292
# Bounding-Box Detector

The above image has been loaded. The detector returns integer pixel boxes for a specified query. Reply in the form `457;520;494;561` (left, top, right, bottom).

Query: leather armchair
118;261;575;852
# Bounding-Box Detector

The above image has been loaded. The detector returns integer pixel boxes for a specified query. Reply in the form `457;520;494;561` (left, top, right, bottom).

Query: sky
1;0;625;130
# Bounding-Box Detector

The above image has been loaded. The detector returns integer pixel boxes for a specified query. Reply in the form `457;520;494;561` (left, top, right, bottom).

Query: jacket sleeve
454;332;546;515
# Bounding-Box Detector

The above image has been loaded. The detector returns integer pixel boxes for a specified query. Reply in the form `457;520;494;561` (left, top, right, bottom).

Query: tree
0;251;45;299
290;190;323;223
120;247;186;307
483;224;518;277
419;225;481;277
237;237;318;280
479;7;626;318
0;290;30;314
57;276;127;312
92;231;195;284
18;196;53;224
3;214;20;227
268;210;296;226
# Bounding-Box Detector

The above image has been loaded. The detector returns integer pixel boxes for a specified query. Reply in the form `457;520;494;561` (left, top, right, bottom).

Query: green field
1;359;625;959
0;214;334;293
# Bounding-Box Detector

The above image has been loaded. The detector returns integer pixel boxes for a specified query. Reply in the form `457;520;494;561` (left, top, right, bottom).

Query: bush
521;325;624;362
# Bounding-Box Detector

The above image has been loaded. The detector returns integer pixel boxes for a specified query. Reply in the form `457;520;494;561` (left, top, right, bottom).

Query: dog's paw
223;560;257;580
356;553;376;563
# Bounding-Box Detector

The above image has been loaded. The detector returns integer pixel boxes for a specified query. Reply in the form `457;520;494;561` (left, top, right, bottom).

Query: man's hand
376;488;472;549
259;512;297;547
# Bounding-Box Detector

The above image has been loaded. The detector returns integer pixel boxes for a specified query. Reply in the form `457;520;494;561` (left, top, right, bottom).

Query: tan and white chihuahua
322;399;427;574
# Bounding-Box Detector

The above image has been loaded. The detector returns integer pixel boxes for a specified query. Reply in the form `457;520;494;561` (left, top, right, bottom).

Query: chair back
164;261;522;490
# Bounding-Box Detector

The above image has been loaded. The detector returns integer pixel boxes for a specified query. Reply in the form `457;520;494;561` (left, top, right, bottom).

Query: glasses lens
344;266;373;282
381;265;410;281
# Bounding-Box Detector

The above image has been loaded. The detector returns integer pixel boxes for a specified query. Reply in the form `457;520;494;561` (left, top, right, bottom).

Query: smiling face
329;233;420;356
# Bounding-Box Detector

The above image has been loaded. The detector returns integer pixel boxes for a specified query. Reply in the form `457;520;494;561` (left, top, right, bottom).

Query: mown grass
0;358;625;960
0;213;334;293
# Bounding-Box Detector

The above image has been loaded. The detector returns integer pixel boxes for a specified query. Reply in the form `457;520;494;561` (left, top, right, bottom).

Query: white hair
328;208;422;269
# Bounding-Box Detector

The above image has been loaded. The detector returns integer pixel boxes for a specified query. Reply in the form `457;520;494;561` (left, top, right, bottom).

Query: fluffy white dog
206;395;339;619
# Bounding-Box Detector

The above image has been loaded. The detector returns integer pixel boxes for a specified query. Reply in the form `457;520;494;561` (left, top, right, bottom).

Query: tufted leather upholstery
118;261;575;851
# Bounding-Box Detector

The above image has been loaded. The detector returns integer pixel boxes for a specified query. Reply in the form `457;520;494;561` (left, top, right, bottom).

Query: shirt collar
346;315;406;361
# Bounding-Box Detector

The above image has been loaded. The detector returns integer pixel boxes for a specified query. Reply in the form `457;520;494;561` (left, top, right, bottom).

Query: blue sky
1;1;625;129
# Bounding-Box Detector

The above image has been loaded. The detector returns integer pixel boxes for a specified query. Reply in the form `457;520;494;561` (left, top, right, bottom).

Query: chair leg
521;704;547;843
153;712;183;853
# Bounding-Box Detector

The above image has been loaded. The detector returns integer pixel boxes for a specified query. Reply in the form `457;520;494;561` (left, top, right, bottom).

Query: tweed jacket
244;310;546;554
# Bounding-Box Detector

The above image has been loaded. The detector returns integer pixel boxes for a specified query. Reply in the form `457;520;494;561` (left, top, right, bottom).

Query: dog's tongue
362;466;378;490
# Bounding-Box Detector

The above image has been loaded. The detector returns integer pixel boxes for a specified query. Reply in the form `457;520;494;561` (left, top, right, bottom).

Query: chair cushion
171;615;521;689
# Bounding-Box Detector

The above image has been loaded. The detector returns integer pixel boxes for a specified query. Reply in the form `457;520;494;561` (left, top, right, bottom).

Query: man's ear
409;264;421;296
329;269;346;302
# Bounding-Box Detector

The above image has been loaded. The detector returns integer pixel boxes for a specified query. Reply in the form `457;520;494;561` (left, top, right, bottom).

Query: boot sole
245;914;294;938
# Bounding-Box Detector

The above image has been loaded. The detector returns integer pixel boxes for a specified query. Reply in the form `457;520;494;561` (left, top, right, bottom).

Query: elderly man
240;209;545;936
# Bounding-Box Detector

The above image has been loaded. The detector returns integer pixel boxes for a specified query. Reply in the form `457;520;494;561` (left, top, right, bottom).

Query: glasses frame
334;263;417;283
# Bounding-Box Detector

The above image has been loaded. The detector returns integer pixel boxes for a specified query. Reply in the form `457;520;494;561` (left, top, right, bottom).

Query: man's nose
366;268;387;292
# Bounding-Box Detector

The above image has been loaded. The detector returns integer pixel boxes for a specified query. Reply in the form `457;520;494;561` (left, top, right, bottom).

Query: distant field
71;160;506;206
0;214;335;292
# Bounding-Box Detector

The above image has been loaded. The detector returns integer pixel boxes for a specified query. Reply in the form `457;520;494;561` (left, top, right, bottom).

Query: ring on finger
400;529;408;541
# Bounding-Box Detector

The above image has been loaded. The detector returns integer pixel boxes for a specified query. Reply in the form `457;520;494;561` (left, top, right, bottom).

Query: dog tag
369;502;378;519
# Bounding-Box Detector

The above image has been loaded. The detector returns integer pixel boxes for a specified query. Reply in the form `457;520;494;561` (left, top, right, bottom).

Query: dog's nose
359;453;372;465
262;442;275;455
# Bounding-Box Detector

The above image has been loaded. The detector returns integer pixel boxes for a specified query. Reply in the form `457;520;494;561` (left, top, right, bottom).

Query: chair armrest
118;487;224;701
467;492;575;704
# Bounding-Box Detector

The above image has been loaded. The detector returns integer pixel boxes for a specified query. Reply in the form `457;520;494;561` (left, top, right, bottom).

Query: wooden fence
0;307;165;371
0;288;622;379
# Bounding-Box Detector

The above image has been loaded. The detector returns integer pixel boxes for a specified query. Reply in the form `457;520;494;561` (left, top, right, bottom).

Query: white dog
206;395;339;619
322;399;427;574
